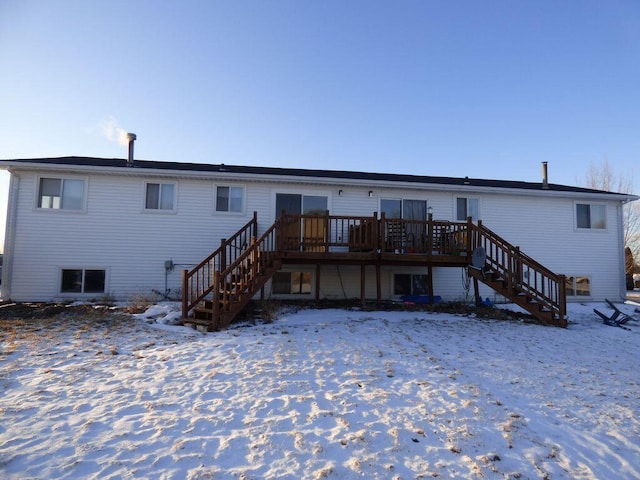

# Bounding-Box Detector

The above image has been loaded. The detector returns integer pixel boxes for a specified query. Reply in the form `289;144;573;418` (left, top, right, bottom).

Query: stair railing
182;212;258;319
471;221;566;325
214;217;282;320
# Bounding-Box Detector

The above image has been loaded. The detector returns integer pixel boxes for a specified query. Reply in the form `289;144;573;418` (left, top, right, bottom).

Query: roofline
1;156;638;202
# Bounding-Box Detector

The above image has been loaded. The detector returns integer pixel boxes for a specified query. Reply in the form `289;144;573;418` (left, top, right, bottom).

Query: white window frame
143;181;177;213
565;275;591;298
58;267;108;295
215;185;246;214
574;202;607;230
455;197;480;221
36;176;87;212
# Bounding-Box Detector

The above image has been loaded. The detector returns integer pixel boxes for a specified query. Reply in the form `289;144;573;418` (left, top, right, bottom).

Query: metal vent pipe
542;161;549;189
127;133;137;167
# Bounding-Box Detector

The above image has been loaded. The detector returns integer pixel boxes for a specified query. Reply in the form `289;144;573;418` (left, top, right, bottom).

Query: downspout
2;169;20;299
618;200;629;299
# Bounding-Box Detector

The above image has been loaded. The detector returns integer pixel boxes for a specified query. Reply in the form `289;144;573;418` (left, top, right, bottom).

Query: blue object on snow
400;295;442;304
481;297;493;307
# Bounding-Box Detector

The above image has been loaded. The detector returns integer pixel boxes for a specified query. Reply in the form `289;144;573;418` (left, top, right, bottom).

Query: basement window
565;275;590;297
38;177;85;210
272;271;312;295
394;274;429;296
60;269;106;294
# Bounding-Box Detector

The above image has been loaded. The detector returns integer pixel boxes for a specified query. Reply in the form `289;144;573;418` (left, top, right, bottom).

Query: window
145;182;175;210
394;274;429;295
565;276;590;297
456;197;479;221
576;203;605;229
38;177;85;210
60;269;106;294
216;186;244;212
380;199;427;220
272;271;312;295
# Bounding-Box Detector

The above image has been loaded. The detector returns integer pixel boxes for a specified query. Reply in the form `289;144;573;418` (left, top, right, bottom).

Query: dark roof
1;156;633;197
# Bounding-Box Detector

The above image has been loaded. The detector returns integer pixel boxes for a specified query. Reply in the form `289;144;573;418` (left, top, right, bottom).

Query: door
380;198;427;252
276;193;328;251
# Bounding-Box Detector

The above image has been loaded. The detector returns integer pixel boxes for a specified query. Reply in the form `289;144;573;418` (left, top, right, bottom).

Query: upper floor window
381;198;427;220
145;182;175;211
456;197;479;221
216;186;244;212
576;203;605;229
38;177;85;210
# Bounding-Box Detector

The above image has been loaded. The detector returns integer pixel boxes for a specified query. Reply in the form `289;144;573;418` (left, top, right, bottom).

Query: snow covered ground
1;301;639;479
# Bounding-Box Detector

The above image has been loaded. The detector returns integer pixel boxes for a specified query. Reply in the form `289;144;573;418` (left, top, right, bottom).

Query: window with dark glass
576;204;605;229
565;275;590;296
456;197;479;221
145;183;175;210
38;178;85;210
394;274;429;295
61;269;105;294
216;186;244;212
272;271;311;294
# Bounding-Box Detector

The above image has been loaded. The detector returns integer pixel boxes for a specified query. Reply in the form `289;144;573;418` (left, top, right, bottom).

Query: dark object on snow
480;297;494;307
401;295;442;305
594;299;636;330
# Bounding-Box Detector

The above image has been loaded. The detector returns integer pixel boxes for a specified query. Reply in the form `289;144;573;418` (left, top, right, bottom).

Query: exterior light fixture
427;206;433;217
368;190;373;197
338;189;343;196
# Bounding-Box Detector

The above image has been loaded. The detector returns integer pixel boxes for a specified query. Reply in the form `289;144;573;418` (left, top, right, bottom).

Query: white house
0;153;636;328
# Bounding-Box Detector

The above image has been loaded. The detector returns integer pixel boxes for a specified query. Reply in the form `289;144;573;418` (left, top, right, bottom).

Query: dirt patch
0;302;113;320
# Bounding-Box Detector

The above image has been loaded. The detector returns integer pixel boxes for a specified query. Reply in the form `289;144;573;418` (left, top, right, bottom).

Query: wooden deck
182;212;567;330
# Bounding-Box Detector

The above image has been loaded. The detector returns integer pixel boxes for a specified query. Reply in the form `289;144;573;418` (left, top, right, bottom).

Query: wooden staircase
466;221;567;327
181;213;282;331
182;214;567;330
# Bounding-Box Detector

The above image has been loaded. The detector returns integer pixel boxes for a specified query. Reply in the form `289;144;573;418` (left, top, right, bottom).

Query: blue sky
1;1;639;248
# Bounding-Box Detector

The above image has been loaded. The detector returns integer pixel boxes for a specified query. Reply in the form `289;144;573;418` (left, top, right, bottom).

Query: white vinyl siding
2;170;627;303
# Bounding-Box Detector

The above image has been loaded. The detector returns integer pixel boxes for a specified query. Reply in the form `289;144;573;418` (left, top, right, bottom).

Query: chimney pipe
127;133;137;167
541;161;549;189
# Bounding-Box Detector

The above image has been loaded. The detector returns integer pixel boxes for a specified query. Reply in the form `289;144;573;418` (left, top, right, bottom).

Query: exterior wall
3;166;627;303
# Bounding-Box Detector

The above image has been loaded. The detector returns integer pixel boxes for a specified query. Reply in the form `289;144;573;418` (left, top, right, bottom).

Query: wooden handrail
471;222;566;325
182;212;258;318
183;212;566;328
214;218;282;317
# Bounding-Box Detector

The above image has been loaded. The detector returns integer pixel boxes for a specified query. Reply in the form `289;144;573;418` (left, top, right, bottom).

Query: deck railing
277;211;472;255
182;212;258;318
470;221;566;325
182;212;566;327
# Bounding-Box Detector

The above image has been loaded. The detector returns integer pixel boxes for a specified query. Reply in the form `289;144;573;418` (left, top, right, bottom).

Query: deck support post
360;264;366;307
181;269;188;318
315;264;321;301
427;266;434;305
376;262;382;305
473;275;481;306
